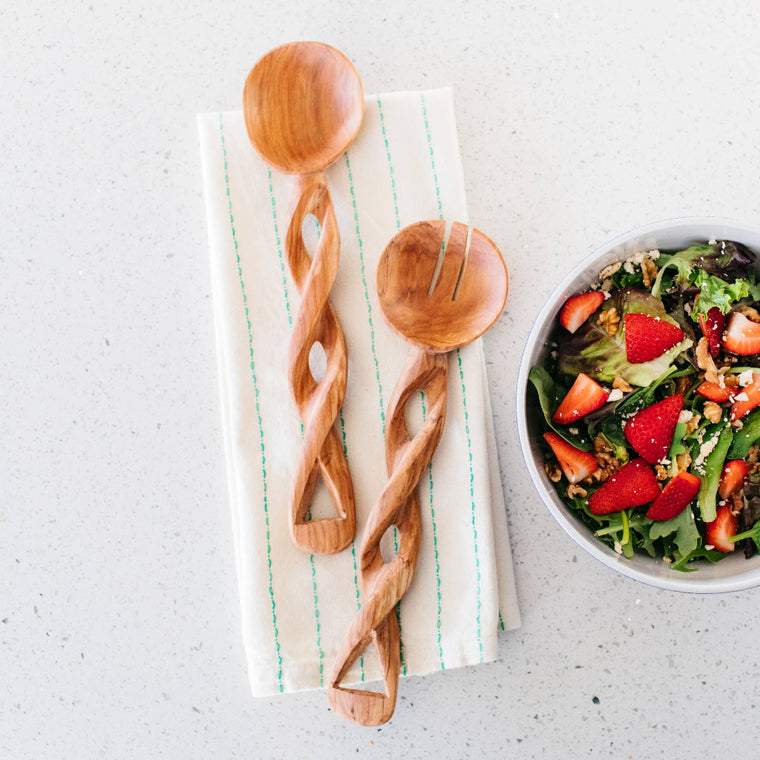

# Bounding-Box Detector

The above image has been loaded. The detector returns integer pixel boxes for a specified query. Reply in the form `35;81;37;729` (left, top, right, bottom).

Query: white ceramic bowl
517;217;760;593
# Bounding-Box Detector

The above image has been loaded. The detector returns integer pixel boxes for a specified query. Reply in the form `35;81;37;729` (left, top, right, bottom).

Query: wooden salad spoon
243;42;364;555
327;220;509;725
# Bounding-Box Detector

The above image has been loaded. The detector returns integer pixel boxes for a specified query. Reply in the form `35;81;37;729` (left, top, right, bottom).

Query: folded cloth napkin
197;87;520;698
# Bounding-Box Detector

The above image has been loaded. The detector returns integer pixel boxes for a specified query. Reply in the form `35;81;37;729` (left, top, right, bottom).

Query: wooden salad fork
328;220;509;724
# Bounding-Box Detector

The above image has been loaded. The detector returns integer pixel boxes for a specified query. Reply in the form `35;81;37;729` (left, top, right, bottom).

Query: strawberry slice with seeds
552;372;610;424
695;381;735;403
723;311;760;355
718;459;750;500
543;432;597;484
730;372;760;422
645;471;701;521
559;290;606;334
624;313;685;364
588;458;661;515
706;504;738;553
697;306;725;358
624;393;684;464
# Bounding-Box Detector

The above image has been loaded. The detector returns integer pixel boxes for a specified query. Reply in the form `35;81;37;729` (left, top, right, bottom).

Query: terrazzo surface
3;1;760;757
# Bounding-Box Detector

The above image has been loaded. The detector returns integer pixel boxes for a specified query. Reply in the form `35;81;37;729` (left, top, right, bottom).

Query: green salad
530;240;760;570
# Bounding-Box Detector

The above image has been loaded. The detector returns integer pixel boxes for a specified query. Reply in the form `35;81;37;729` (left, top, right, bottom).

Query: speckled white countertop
3;2;760;757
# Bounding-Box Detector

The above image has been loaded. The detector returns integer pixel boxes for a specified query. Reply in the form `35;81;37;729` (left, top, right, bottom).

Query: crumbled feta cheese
705;544;714;551
607;388;624;402
738;369;756;387
678;410;694;424
734;392;749;403
614;541;623;555
693;433;720;473
569;427;579;435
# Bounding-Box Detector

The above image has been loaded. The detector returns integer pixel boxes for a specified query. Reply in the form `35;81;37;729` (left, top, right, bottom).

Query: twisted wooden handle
328;348;448;725
285;172;356;555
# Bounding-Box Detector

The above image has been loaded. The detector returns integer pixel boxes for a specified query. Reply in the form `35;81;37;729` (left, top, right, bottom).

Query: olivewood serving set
242;41;509;726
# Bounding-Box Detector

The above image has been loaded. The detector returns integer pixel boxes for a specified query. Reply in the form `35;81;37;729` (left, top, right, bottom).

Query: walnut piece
676;451;693;472
696;337;720;385
685;414;701;435
597;307;620;336
655;464;669;481
703;401;723;424
566;483;588;499
612;376;633;393
737;304;760;322
676;375;692;395
641;257;659;289
544;462;562;483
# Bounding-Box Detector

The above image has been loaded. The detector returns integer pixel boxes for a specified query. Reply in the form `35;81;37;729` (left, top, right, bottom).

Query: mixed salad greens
530;240;760;570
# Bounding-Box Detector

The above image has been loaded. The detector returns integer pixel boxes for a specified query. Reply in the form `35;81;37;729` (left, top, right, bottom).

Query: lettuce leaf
649;506;700;561
692;269;760;319
652;240;757;298
557;287;692;387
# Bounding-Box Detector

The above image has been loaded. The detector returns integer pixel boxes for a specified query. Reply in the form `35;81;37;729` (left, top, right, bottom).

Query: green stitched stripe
220;113;283;691
377;97;400;233
375;98;408;675
422;92;484;660
421;394;444;668
266;168;325;685
457;348;483;660
421;93;444;220
337;411;365;681
344;151;386;430
420;93;449;668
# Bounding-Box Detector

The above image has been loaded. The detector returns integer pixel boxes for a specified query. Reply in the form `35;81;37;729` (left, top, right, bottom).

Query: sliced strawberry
624;393;684;464
543;432;597;484
706;504;738;553
718;459;750;500
552;373;609;424
589;458;661;515
730;372;760;422
559;290;606;334
695;381;735;403
645;471;701;521
624;313;685;364
723;311;760;355
697;306;725;358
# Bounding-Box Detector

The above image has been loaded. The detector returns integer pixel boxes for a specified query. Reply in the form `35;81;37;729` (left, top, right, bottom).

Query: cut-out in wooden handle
328;348;447;724
285;172;356;555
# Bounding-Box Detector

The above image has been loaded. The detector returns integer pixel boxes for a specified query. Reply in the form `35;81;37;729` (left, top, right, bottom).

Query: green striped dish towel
197;87;520;698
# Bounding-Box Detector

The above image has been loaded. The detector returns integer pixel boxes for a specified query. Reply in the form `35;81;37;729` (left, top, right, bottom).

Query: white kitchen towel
197;87;520;698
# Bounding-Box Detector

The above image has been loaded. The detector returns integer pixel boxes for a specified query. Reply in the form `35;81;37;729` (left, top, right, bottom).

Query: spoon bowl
243;41;364;175
377;220;509;352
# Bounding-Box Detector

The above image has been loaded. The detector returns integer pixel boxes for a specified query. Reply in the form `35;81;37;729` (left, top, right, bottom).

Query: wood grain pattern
328;220;509;724
328;348;447;725
243;42;364;554
243;42;364;175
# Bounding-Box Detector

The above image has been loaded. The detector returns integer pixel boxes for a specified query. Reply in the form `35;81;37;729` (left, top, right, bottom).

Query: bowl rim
516;215;760;593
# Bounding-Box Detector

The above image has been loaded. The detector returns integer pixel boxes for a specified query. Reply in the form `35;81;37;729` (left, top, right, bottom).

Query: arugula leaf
729;518;760;554
693;424;734;523
726;408;760;460
670;545;727;572
667;421;688;460
528;365;592;451
649;507;701;561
